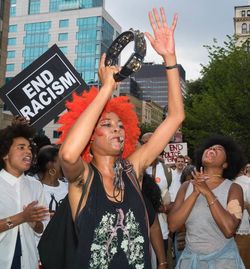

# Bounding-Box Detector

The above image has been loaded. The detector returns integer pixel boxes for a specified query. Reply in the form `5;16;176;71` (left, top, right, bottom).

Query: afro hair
194;134;246;180
0;123;35;170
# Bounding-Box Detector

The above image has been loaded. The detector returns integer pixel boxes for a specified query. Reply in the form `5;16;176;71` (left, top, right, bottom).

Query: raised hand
145;7;177;58
98;53;119;90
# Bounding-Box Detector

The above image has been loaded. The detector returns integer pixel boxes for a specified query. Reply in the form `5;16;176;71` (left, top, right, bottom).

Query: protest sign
0;44;88;129
161;142;188;164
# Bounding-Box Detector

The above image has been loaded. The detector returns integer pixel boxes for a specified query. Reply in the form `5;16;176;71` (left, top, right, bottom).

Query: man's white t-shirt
169;169;182;202
43;180;68;212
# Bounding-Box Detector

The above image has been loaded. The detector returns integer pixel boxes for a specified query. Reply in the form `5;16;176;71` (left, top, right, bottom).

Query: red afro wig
57;87;140;163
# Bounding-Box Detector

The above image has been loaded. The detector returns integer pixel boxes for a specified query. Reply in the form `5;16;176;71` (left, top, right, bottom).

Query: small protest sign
161;142;188;164
0;44;88;129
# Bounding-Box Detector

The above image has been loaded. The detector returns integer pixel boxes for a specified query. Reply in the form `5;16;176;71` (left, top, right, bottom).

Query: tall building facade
5;0;121;141
234;1;250;48
0;0;12;128
119;62;186;109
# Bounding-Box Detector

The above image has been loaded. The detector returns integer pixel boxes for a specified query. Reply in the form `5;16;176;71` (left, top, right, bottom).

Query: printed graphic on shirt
89;209;144;269
48;193;64;212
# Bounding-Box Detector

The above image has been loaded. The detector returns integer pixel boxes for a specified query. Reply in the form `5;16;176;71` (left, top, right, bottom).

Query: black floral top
74;162;151;269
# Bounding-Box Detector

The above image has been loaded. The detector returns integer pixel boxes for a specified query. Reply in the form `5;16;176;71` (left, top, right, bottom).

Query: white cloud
104;0;247;80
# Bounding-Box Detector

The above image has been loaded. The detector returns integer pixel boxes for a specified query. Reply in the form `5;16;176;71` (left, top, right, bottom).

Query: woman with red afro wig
58;87;140;163
58;7;185;269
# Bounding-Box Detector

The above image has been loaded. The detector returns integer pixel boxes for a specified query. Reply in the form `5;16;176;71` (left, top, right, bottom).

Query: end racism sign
0;44;88;129
161;142;188;164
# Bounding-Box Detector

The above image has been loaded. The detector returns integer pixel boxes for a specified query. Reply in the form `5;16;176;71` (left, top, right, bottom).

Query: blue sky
105;0;248;80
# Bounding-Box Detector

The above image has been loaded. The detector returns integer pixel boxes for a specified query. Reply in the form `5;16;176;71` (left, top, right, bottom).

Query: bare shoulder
68;163;94;220
229;182;243;195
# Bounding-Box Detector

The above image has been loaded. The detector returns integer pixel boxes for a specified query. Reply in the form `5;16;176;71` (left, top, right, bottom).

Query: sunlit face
202;144;227;167
175;157;185;171
91;112;125;156
4;137;32;177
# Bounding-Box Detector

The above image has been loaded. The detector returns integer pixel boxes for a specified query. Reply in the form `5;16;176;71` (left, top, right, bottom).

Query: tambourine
105;29;147;82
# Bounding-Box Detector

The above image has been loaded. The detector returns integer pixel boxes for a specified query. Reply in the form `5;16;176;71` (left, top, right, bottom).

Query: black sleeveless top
74;164;152;269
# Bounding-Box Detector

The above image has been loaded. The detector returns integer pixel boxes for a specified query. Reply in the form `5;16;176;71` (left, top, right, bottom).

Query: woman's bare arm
129;7;185;178
59;54;118;183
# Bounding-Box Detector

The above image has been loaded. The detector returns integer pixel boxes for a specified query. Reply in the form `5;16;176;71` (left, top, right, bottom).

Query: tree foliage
183;36;250;160
140;122;158;138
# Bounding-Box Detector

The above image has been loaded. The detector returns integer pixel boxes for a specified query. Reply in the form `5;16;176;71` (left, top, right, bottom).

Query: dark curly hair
37;145;59;174
194;134;246;180
0;124;35;170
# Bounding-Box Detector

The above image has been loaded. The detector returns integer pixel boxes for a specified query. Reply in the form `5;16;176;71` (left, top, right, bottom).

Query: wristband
165;64;178;70
159;261;167;266
207;196;218;207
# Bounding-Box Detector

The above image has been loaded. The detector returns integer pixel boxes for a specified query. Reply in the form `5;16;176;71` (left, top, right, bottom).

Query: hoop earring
49;168;56;176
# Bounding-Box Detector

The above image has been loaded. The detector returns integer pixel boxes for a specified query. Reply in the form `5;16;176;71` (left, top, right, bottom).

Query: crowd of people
0;5;249;269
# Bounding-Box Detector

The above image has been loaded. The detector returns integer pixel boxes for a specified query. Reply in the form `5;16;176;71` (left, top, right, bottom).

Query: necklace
97;168;124;203
211;174;223;178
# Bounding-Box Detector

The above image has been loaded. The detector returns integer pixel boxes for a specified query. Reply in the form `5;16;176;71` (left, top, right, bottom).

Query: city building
119;62;186;142
119;62;187;109
234;0;250;48
0;0;12;128
120;93;164;127
4;0;121;142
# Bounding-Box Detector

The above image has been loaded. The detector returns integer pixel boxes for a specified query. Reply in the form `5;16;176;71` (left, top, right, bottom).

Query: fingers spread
153;7;162;28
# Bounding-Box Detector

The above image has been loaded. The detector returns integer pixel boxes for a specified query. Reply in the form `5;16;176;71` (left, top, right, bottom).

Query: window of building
53;131;61;139
58;33;68;41
28;0;40;15
7;50;16;58
59;46;68;54
242;10;246;17
9;24;17;32
10;0;16;17
79;0;103;8
22;22;51;69
248;10;250;16
6;64;15;72
8;37;16;45
242;23;247;34
59;19;69;28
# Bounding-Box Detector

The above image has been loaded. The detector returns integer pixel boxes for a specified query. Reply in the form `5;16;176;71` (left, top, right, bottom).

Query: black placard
0;44;88;129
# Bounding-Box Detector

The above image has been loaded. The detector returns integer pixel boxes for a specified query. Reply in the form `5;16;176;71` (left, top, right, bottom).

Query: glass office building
6;0;121;85
5;0;121;141
119;63;187;109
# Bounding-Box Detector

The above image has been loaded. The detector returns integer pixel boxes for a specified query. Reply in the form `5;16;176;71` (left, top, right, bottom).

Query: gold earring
49;168;56;176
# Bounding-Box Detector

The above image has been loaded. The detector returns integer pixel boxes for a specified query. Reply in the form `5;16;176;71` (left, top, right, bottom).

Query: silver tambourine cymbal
105;29;147;82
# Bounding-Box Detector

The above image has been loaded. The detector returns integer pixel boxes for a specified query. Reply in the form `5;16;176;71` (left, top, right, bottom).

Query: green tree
183;36;250;160
140;122;158;138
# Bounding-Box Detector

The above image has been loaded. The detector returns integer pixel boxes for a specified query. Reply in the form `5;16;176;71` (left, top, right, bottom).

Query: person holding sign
58;6;184;269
